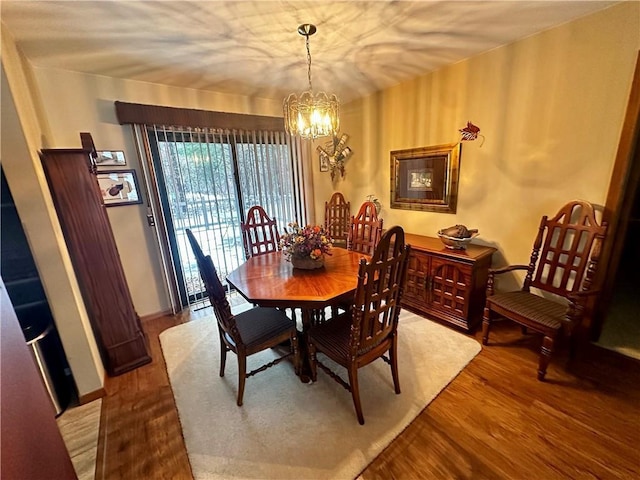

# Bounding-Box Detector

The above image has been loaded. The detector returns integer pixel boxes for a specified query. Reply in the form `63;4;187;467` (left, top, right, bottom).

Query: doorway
597;183;640;359
1;167;75;414
595;51;640;359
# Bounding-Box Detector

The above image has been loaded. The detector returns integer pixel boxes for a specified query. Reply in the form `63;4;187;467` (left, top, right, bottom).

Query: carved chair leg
348;366;365;425
538;335;555;381
390;337;401;394
482;306;492;345
219;331;227;377
237;354;247;406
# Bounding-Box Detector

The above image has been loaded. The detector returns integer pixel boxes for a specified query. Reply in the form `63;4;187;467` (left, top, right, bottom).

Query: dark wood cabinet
39;147;151;376
402;233;496;331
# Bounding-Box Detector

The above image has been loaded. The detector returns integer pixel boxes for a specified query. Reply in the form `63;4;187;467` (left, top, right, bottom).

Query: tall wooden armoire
39;137;151;376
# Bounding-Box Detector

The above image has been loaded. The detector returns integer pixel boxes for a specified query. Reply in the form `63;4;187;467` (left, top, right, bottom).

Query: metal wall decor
317;133;352;180
459;121;485;146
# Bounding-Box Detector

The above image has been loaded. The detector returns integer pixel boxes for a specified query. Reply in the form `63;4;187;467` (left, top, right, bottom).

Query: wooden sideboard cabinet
402;233;496;331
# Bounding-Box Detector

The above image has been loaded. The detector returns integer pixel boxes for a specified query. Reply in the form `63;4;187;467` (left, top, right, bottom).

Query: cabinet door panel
429;257;471;319
404;250;430;305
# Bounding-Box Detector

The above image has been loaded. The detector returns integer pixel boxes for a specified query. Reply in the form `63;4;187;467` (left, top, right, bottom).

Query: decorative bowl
437;231;479;250
291;255;325;270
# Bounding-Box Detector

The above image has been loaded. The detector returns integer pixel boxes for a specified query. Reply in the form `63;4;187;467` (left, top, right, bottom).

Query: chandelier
283;24;339;139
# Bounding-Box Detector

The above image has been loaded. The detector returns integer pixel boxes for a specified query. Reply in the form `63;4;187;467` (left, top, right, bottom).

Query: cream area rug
160;310;481;480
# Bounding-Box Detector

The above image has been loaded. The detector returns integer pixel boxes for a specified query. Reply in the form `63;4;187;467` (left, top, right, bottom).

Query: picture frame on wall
390;143;461;214
95;150;127;167
96;169;142;207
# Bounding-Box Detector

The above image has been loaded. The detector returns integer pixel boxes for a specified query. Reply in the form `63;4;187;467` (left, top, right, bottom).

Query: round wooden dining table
226;248;368;380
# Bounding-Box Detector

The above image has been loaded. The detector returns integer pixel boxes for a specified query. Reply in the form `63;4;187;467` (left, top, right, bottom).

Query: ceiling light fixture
283;24;339;139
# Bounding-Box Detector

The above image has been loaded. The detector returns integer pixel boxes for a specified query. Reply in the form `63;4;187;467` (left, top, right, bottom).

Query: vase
291;255;325;270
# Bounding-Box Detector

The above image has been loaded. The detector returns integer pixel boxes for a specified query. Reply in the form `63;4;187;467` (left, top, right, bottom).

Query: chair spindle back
351;225;410;354
347;201;383;255
524;200;608;298
324;192;351;244
241;205;281;259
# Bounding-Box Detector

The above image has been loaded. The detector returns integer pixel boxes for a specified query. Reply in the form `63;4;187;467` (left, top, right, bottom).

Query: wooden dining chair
308;225;411;424
240;205;281;259
324;192;350;247
482;200;608;380
185;229;300;406
347;201;383;255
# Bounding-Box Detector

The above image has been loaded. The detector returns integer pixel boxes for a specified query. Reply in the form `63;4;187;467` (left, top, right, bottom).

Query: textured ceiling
1;1;617;103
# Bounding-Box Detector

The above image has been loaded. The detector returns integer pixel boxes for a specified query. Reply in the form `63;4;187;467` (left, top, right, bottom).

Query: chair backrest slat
324;192;351;243
524;200;607;297
350;225;410;355
185;228;238;340
347;201;383;255
241;205;281;259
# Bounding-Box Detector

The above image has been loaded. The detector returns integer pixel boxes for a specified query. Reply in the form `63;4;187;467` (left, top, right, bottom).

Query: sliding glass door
145;126;305;307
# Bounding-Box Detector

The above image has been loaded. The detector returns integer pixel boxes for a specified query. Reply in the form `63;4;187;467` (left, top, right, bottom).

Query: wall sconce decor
317;133;352;180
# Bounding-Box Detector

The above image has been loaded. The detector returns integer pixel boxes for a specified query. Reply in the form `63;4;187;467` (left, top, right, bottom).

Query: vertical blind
132;122;308;311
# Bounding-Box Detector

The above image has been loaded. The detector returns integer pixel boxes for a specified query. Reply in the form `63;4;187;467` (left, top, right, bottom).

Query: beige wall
2;28;285;395
30;68;285;317
314;2;639;289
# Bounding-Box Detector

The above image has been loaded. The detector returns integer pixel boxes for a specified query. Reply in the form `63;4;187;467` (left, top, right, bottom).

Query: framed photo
390;143;461;213
319;153;329;172
97;169;142;207
95;150;126;167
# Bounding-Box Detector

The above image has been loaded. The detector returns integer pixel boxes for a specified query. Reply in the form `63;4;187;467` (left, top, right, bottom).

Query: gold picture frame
390;143;461;213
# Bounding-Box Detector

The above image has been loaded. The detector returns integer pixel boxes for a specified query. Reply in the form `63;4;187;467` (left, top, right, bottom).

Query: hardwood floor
95;311;640;479
57;399;102;480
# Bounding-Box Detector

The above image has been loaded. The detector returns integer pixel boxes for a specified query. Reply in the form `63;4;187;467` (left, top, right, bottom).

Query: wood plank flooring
95;312;640;479
57;399;102;480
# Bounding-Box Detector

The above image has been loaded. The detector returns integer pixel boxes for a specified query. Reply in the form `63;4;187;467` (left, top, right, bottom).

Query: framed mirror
390;143;461;213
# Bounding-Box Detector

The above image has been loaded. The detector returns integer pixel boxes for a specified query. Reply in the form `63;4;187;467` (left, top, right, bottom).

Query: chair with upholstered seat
241;205;281;259
324;192;350;248
330;200;384;317
186;228;299;406
347;201;383;255
482;200;608;380
308;225;411;424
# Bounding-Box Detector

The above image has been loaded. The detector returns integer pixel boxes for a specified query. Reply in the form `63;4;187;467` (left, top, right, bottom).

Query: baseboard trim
78;387;106;405
140;309;174;322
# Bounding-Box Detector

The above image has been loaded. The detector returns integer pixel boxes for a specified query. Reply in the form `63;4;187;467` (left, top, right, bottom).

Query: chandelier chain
306;34;313;91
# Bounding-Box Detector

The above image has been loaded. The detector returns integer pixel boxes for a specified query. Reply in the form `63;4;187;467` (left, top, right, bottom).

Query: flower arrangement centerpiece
279;222;333;269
